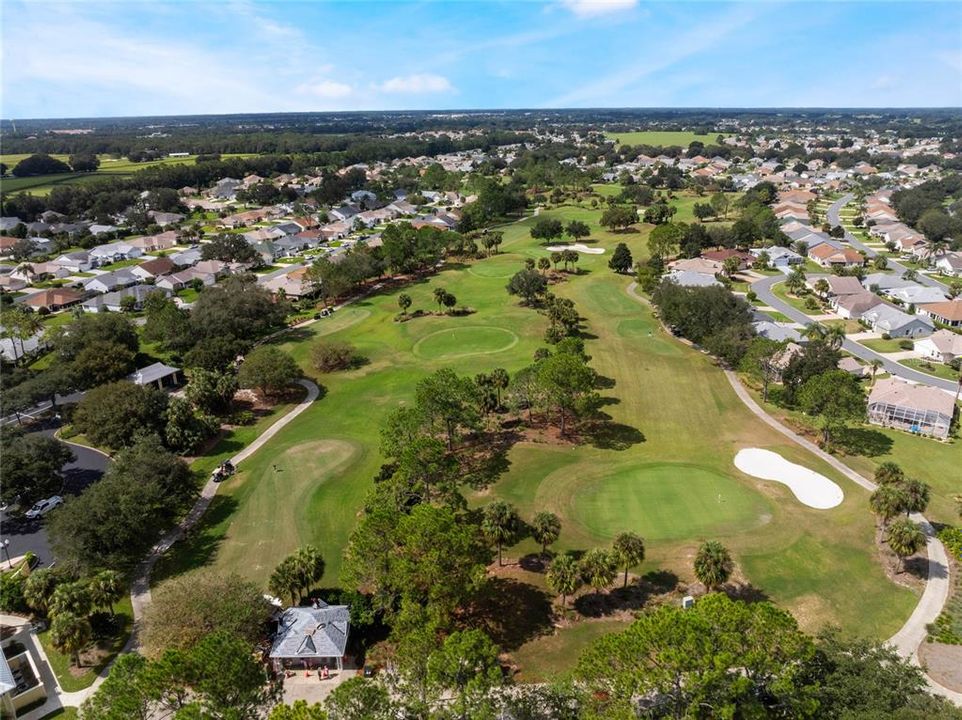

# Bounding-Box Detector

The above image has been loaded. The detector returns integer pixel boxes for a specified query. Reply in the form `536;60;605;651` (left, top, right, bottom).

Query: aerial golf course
155;198;922;677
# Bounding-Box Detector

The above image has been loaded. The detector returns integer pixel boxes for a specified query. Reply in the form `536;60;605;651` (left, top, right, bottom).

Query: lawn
37;595;133;692
900;358;961;382
859;337;910;354
153;202;919;678
770;282;821;315
606;131;730;147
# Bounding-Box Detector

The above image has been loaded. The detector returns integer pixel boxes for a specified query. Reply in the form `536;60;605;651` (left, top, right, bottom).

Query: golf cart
211;460;236;482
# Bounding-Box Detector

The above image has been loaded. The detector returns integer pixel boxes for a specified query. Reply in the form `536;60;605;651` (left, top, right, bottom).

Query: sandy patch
545;243;605;255
734;448;843;509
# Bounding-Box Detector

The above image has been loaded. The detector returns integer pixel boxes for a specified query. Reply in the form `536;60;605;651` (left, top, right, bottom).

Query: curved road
627;281;960;705
751;274;958;393
828;194;948;292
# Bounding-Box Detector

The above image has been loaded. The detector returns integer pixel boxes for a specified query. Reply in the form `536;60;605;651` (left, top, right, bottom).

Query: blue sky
2;1;960;118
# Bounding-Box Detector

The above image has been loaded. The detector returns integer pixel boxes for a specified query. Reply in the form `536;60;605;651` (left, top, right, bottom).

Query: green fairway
156;200;917;665
606;130;730;147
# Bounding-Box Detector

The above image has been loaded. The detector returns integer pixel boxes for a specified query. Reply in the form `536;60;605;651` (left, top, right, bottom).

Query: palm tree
693;540;733;592
481;500;522;567
546;554;581;609
786;268;806;295
901;479;931;516
269;557;302;606
23;568;59;617
802;324;827;343
49;581;93;618
550;252;562;270
398;294;412;315
612;532;646;588
873;461;904;485
578;548;618;595
87;570;124;617
50;612;92;668
530;511;561;559
814;278;830;299
489;368;509;409
537;257;551;275
870;484;908;529
824;324;846;350
868;359;883;386
292;545;325;598
433;286;447;312
887;518;925;573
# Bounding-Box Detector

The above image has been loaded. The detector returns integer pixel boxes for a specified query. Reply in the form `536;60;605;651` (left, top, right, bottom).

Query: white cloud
870;75;896;91
560;0;637;18
296;80;354;99
377;73;454;94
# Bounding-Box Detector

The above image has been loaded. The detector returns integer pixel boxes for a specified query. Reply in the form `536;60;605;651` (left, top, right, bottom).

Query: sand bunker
545;243;605;254
734;448;843;509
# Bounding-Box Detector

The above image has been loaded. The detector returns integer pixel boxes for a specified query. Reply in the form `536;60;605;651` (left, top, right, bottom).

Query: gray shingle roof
270;603;350;660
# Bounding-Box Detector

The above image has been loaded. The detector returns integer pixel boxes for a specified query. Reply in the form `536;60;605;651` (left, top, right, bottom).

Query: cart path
127;378;320;643
625;281;959;705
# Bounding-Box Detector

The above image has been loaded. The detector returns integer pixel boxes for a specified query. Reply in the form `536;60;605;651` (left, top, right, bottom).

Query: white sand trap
734;448;843;509
545;243;605;254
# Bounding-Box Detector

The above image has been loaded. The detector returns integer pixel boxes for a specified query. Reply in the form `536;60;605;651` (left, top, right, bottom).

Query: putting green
569;463;772;542
413;325;519;360
467;254;527;279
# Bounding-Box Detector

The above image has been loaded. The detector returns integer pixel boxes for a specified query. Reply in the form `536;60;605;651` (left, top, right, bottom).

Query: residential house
862;273;916;293
83;284;170;313
834;291;886;319
837;356;868;377
260;267;314;298
268;602;351;673
752;246;803;269
808;274;864;299
919;300;962;328
51;251;93;273
210;177;242;199
147;211;185;227
809;244;864;269
769;342;805;383
860;304;934;338
130;256;176;280
128;230;179;252
155;267;218;291
84;269;140;294
169;248;202;268
915;329;962;365
243;227;286;244
88;224;120;236
934;252;962;277
752;320;802;343
867;378;955;440
702;249;754;270
329;205;360;222
20;288;84;312
664;270;722;288
89;241;143;267
0;627;48;716
885;285;947;307
670;257;723;275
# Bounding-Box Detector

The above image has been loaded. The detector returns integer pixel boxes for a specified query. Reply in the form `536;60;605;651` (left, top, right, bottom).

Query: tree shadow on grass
574;570;679;618
835;426;894;458
594;375;616;390
581;419;645;451
152;494;239;583
902;556;934;581
723;583;770;604
472;577;554;651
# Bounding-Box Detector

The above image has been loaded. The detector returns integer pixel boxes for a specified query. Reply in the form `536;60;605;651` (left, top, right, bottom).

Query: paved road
827;194;948;292
626;280;960;705
0;424;110;568
751;274;959;393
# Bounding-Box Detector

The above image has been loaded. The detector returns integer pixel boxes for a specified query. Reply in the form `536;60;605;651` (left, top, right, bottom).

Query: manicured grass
97;258;142;271
900;358;961;382
37;595;133;692
606;131;730;147
823;319;864;334
39;709;79;720
155;202;918;672
770;282;821;315
859;337;909;353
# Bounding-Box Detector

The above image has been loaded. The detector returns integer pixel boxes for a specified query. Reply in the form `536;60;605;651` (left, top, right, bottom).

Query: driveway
827;194;948;292
0;421;110;568
751;274;959;393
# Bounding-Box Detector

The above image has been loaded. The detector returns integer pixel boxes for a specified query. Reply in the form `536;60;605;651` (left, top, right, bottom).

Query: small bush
898;339;914;351
746;290;757;302
229;410;255;426
312;340;363;373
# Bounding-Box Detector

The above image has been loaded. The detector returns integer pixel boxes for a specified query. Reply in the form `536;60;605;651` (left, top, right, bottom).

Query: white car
24;496;63;520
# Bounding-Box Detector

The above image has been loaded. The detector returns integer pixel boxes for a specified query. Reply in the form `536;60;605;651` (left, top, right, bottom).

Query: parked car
24;496;63;520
